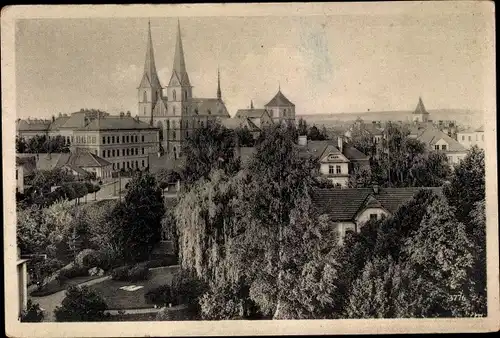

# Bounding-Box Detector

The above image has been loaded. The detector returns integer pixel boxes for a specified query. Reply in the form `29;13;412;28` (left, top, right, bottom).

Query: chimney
337;136;343;153
298;135;307;146
126;111;131;117
120;112;125;118
372;183;379;195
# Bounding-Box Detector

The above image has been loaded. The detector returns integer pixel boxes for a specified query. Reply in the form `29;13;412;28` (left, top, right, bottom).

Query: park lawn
106;312;158;321
30;275;104;297
90;266;180;310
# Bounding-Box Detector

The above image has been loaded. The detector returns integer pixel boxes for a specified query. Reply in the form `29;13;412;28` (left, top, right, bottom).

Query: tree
16;136;28;153
395;197;475;317
54;285;108;321
110;172;165;262
182;121;240;186
468;199;486;315
235;126;255;147
444;146;485;224
307;125;326;141
409;151;451;187
345;256;397;318
20;300;44;322
297;118;308;136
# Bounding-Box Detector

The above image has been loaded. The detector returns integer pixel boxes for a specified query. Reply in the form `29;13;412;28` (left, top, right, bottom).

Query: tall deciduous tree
395;197;474;317
182;121;240;186
110;172;164;262
444;146;485;224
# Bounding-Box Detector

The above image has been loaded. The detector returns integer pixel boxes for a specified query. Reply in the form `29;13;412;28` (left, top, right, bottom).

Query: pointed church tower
217;68;222;100
138;20;163;121
412;96;430;123
167;19;192;113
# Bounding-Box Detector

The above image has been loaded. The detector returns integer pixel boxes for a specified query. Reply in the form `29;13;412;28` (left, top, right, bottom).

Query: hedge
33;181;100;207
144;285;174;306
111;265;150;282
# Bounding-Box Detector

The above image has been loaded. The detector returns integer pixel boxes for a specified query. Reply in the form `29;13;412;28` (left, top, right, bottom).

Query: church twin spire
139;19;162;90
140;19;222;100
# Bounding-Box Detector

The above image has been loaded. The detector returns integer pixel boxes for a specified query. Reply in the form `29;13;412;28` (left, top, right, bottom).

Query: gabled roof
265;90;295;107
78;116;157;131
235;109;268;119
191;98;230;118
48;116;71;131
153;96;168;116
416;127;466;152
62;164;90;176
68;151;111;167
312;187;442;221
220;117;260;131
343;145;369;161
16;119;52;132
319;144;348;163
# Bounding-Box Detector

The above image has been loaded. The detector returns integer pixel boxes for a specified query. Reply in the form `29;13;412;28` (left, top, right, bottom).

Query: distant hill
297;109;485;129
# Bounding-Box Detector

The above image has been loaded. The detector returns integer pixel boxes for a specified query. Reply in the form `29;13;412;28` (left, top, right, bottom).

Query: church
137;20;230;159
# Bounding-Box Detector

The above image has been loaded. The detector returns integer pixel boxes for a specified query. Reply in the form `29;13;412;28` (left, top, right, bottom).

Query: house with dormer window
412;126;468;166
312;186;443;245
297;135;369;187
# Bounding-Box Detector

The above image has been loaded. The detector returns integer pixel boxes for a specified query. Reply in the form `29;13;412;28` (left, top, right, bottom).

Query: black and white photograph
2;2;498;336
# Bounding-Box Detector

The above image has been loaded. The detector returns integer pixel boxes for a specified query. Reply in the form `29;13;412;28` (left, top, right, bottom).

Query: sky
14;3;495;119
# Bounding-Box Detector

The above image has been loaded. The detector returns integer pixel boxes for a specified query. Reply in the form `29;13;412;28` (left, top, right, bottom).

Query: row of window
102;135;146;145
434;144;447;150
461;134;484;142
112;160;145;170
102;148;145;158
142;89;188;103
328;165;343;174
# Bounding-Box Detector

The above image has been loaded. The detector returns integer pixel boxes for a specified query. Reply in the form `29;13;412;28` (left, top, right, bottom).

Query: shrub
171;269;206;312
58;265;89;279
75;249;96;268
128;265;150;282
139;256;178;269
111;266;130;281
82;250;103;269
54;285;109;322
144;285;174;306
20;300;44;322
111;265;150;282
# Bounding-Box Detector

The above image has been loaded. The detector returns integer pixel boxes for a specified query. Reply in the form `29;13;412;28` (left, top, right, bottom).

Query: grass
90;266;180;310
106;312;158;321
30;275;103;297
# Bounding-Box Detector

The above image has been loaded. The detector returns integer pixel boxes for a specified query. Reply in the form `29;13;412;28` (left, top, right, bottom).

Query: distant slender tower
217;68;222;100
137;20;163;124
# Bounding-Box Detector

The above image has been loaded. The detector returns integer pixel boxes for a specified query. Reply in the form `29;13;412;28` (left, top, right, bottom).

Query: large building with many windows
137;20;230;159
71;113;159;172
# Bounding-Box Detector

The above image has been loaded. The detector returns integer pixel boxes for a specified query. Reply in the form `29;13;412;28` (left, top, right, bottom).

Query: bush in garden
171;269;206;312
111;265;150;282
54;285;108;322
75;249;96;268
144;285;174;306
111;266;130;281
58;265;89;279
128;265;150;282
20;300;44;322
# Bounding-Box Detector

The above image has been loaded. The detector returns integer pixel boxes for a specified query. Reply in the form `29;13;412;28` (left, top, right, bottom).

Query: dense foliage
110;172;165;262
16;135;70;154
54;285;109;322
20;300;45;322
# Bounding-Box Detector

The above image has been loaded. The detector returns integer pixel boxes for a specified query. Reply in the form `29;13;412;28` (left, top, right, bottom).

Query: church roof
235;109;268;119
191;98;230;117
413;97;429;115
265;90;295;107
169;20;191;87
139;21;162;89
